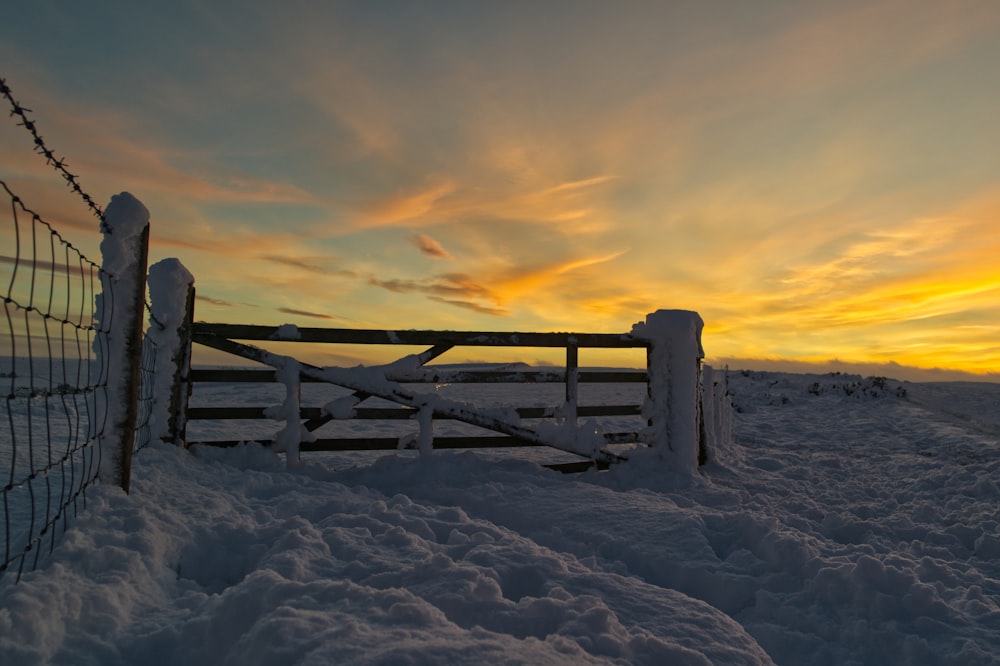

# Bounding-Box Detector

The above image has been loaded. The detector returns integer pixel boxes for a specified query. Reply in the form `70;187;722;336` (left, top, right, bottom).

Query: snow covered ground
2;371;999;664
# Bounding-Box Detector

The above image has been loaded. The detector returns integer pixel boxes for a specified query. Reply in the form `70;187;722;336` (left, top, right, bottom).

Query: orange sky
2;1;999;380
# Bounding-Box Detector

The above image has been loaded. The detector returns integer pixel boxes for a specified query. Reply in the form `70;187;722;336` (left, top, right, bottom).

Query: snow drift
2;371;999;665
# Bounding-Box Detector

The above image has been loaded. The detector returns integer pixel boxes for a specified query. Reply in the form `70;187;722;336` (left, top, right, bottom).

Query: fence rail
193;323;647;348
190;367;648;384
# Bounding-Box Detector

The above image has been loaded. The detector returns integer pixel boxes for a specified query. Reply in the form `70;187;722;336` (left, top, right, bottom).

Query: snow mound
729;371;908;412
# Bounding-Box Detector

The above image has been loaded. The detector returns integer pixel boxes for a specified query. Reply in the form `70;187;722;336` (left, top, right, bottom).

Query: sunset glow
2;1;999;379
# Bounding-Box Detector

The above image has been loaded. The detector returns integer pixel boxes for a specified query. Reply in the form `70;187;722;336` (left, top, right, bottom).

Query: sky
2;0;1000;378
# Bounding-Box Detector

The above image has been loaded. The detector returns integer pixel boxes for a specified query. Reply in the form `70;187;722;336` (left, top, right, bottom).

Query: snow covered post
700;365;733;463
414;403;434;458
632;310;705;473
146;258;195;447
94;193;150;493
268;357;311;468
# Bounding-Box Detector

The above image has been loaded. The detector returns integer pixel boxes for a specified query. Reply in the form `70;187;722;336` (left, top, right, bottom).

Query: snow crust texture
2;371;999;665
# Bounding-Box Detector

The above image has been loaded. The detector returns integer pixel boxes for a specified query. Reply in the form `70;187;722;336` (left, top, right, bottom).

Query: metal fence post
96;193;150;494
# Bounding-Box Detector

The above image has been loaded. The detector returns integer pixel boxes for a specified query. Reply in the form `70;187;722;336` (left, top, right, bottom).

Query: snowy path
721;375;1000;663
2;373;999;664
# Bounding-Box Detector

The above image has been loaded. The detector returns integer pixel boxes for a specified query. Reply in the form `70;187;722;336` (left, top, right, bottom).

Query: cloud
355;174;617;232
366;272;506;315
369;272;498;301
196;294;234;307
68;117;316;208
765;206;1000;333
362;181;456;225
260;255;326;272
539;175;618;196
412;233;452;259
697;196;1000;372
0;83;322;242
551;250;628;276
0;253;95;275
276;307;343;321
495;250;629;300
360;248;633;322
260;254;359;278
427;296;509;317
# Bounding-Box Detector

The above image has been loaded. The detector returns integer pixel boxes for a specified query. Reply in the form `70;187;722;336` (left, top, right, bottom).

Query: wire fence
1;76;157;584
1;178;109;583
133;321;162;454
0;78;106;229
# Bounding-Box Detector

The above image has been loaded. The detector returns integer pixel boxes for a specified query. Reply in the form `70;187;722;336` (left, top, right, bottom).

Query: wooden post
699;365;732;465
96;194;150;494
697;363;707;466
565;340;579;425
146;258;196;447
166;284;195;446
117;223;149;493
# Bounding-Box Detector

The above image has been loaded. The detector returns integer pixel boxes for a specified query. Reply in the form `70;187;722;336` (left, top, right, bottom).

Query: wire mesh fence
1;179;109;583
1;74;164;584
133;321;161;454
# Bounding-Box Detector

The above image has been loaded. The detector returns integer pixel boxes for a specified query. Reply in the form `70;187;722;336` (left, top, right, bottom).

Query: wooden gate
187;323;652;471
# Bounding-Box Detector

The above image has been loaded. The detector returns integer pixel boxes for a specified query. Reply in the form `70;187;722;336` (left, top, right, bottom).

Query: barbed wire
1;77;108;232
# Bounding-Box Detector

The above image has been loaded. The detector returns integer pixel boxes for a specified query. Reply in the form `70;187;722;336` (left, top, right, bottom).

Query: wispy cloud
551;251;628;276
412;233;452;260
495;251;629;301
277;307;343;321
694;189;1000;369
427;296;509;317
362;182;456;225
361;248;631;320
0;253;97;275
355;174;617;232
54;109;317;208
260;254;359;278
369;272;498;300
196;294;234;307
